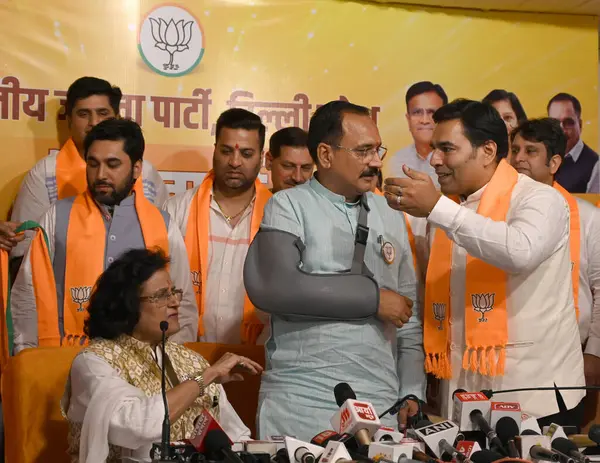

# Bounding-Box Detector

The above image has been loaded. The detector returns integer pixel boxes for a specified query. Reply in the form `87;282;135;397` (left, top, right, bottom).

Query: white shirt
413;174;585;418
64;350;250;463
163;187;270;345
10;153;169;258
574;197;600;356
386;144;440;188
568;139;600;193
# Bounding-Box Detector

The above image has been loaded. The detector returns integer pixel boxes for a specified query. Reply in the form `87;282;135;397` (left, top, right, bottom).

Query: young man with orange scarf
7;77;168;260
10;119;197;353
384;99;585;426
508;118;600;388
164;108;271;345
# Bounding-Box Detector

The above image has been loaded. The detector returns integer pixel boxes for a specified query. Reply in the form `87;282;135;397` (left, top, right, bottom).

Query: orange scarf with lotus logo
424;159;518;379
184;171;271;344
31;180;168;347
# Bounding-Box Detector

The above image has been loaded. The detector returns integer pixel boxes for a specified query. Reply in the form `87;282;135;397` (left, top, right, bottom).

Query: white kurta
573;197;600;355
412;174;585;418
163;187;270;345
10;200;198;352
62;349;250;463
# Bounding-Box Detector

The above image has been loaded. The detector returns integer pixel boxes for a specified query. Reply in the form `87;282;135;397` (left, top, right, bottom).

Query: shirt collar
309;174;361;207
411;144;433;161
567;139;584;162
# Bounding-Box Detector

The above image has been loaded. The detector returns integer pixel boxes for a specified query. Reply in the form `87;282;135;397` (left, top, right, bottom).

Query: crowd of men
0;76;598;440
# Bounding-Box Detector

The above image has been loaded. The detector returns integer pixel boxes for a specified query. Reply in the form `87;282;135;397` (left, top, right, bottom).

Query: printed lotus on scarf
433;302;446;330
191;270;201;293
71;286;92;312
472;293;494;322
149;17;193;70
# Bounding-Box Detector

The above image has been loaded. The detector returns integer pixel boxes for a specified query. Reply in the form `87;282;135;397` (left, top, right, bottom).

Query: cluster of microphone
152;326;599;463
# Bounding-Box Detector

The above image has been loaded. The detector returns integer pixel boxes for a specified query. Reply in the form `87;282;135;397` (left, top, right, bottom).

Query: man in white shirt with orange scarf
508;117;600;387
384;99;585;425
164;108;271;345
10;118;197;352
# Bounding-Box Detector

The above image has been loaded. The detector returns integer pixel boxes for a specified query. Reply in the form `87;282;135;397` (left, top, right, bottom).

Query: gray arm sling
243;195;380;319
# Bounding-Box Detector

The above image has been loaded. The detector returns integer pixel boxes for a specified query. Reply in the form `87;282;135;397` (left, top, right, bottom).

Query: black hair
547;93;582;119
482;89;528;125
66;76;122;117
83;118;145;163
269;127;309;159
84;248;170;340
405;81;448;108
307;100;370;163
510;118;567;162
215;108;266;151
433;98;509;161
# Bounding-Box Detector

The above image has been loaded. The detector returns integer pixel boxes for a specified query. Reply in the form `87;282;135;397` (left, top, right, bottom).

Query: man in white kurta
385;99;585;423
9;76;167;258
508;117;600;387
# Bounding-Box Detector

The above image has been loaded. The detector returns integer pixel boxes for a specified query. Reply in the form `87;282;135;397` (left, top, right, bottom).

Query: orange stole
0;247;8;372
374;188;418;273
554;182;580;321
33;180;169;347
424;160;518;379
55;138;87;200
184;171;272;344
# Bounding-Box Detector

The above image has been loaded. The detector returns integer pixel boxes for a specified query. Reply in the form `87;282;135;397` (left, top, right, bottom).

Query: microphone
413;419;465;462
330;383;381;447
188;409;233;453
452;391;491;432
552;438;590;463
284;437;325;463
530;445;560;462
204;429;245;463
159;320;171;461
469;409;507;456
496;417;520;459
470;450;504;463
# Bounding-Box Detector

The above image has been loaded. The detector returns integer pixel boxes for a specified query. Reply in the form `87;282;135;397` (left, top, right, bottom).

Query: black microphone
481;385;600;399
469;409;507;456
589;424;600;445
495;416;521;458
159;320;171;462
552;437;590;463
530;445;560;462
204;429;245;463
469;449;504;463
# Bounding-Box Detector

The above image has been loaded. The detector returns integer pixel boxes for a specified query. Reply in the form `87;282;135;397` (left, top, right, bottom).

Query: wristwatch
187;373;205;396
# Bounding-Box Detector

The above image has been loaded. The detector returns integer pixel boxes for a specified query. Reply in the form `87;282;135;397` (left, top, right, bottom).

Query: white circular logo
138;5;204;77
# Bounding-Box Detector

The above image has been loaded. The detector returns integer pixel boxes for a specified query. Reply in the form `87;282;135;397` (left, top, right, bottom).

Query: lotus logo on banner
138;5;205;77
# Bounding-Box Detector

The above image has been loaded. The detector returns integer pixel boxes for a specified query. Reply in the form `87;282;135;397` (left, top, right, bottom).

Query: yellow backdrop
0;0;597;218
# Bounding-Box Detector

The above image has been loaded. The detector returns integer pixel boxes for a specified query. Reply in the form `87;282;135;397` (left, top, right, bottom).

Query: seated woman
61;248;263;463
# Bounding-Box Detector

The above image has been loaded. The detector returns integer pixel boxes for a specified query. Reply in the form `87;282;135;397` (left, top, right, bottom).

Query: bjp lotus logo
191;271;201;294
138;5;205;77
71;286;92;312
432;303;446;330
472;293;495;322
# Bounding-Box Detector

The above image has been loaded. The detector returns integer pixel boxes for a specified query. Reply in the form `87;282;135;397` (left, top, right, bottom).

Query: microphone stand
159;321;172;462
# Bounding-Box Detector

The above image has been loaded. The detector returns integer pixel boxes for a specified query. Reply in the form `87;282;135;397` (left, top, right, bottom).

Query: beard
89;169;136;206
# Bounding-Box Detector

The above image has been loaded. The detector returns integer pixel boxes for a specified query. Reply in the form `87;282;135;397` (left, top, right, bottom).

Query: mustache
360;167;380;178
92;181;115;189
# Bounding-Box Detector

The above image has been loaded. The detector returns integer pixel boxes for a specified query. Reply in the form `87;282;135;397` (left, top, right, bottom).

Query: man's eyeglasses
334;145;388;163
140;287;183;305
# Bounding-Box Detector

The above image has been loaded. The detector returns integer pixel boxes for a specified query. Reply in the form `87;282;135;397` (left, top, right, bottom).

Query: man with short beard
10;119;198;352
244;100;424;439
164;108;272;345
